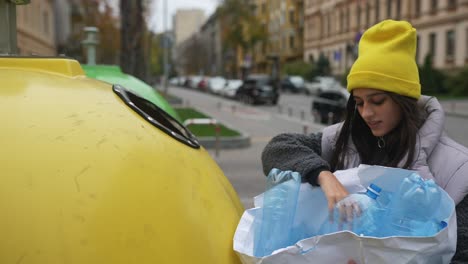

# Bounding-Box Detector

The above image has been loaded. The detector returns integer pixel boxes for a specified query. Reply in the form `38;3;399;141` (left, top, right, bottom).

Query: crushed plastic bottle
253;169;301;257
319;183;382;235
381;173;444;237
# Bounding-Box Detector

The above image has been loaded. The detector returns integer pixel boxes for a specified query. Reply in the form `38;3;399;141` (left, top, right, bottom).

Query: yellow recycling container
0;57;244;264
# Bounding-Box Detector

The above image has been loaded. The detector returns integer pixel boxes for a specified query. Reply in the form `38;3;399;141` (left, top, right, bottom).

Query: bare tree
120;0;146;81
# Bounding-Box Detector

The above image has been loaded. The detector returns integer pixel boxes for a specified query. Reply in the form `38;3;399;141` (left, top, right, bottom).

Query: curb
445;111;468;119
197;134;251;149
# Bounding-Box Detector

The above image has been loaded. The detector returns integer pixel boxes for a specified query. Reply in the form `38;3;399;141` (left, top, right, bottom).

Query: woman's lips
367;121;381;129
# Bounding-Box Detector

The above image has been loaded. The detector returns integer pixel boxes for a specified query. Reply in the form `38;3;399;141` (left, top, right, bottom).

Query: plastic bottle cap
366;183;382;199
369;183;382;193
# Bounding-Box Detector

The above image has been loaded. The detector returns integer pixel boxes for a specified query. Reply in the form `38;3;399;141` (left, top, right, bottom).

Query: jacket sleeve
261;132;330;185
451;195;468;263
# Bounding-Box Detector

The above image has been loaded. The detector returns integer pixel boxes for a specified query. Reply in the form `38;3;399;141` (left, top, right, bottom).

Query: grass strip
176;107;241;137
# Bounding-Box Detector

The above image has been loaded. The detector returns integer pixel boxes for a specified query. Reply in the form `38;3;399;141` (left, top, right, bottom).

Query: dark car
312;88;350;124
236;75;279;105
281;75;306;93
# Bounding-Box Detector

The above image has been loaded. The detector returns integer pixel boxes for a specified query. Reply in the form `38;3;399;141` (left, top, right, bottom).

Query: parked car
197;76;209;92
312;87;350;124
185;75;203;89
236;74;279;105
169;76;186;86
221;79;243;98
0;56;244;264
305;76;344;95
208;76;227;94
281;75;306;93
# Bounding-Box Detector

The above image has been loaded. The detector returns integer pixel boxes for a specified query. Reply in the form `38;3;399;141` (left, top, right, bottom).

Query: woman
261;20;468;262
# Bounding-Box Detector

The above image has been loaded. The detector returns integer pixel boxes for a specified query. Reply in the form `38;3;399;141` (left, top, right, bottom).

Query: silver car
305;76;344;95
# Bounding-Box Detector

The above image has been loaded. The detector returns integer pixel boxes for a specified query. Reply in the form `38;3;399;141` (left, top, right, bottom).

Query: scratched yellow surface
0;57;244;264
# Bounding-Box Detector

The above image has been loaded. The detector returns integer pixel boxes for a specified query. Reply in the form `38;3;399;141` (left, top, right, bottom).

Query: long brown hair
330;92;421;171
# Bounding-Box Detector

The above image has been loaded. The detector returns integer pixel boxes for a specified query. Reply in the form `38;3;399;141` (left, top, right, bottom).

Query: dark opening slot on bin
113;84;200;149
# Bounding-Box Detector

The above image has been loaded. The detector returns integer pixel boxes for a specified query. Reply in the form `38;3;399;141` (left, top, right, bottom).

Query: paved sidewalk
440;99;468;118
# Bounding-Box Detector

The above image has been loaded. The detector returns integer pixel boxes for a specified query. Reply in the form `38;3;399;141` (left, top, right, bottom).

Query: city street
168;86;468;209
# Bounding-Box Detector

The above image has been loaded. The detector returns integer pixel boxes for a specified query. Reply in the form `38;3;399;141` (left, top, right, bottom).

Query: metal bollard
215;124;220;157
312;110;319;123
303;124;308;135
327;112;334;125
300;110;305;121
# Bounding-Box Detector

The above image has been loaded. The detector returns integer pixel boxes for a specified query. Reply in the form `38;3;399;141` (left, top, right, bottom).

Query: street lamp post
162;0;169;95
267;54;280;91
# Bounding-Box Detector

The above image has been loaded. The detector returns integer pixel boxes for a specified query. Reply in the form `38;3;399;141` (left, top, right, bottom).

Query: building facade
254;0;304;75
304;0;468;75
252;0;270;73
173;9;205;46
16;0;56;56
199;12;223;76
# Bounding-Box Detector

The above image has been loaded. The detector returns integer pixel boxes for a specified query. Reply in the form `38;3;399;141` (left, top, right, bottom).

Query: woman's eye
355;102;363;107
373;99;385;105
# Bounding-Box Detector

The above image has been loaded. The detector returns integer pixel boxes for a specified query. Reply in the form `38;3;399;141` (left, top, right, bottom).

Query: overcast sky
149;0;219;33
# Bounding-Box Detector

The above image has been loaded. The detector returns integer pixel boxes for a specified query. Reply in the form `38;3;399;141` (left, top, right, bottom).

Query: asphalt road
167;86;468;208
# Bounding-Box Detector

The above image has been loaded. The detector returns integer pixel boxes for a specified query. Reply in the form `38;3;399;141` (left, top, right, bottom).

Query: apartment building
254;0;304;74
16;0;56;56
304;0;468;75
173;9;205;46
200;12;223;76
252;0;270;73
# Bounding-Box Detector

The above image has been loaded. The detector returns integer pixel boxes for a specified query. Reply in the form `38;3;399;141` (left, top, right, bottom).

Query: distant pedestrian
261;19;468;262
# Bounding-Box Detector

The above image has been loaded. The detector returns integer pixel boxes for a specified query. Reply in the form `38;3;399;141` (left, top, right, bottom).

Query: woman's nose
360;103;374;118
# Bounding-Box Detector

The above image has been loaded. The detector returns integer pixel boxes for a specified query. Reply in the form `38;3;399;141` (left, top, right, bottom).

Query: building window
447;0;456;10
340;10;344;33
365;3;370;28
320;16;324;37
396;0;401;19
43;11;49;35
466;28;468;59
309;54;315;63
289;10;295;24
446;30;455;60
357;4;361;29
415;0;421;17
375;0;380;22
430;0;438;13
387;0;392;18
429;32;436;57
416;35;420;63
289;35;295;49
346;7;350;31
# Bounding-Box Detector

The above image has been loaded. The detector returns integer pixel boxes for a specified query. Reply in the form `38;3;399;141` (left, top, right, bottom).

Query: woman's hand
317;171;349;211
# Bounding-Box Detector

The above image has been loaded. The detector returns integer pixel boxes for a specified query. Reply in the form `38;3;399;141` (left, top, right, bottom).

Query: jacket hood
409;96;446;180
416;96;446;158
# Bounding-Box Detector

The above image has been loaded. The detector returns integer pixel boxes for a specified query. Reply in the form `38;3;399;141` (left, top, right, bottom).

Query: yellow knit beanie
347;20;421;99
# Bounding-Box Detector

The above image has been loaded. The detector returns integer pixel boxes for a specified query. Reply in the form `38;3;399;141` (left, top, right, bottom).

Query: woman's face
353;88;402;137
